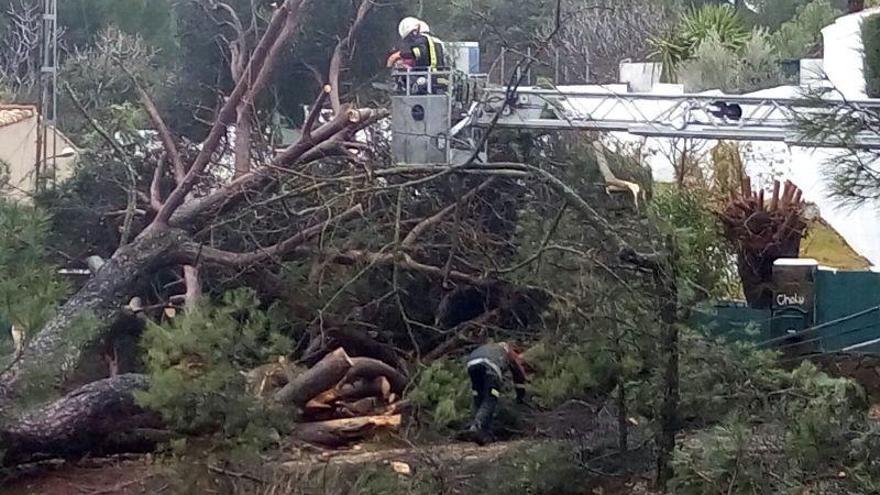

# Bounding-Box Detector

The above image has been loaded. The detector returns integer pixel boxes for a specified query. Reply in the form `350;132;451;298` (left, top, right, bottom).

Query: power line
756;305;880;348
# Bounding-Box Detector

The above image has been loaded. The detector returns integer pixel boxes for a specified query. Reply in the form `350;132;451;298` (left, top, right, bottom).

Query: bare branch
62;82;127;161
304;84;333;139
133;83;186;184
150;157;167;212
185;204;364;267
324;250;494;287
401;178;496;248
328;0;374;111
152;0;310;227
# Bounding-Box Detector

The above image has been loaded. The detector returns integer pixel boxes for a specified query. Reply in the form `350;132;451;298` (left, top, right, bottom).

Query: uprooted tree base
719;177;808;308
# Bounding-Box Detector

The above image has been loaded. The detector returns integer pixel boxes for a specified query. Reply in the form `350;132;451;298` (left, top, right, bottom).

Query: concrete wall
0;115;76;202
619;62;662;93
822;7;880;99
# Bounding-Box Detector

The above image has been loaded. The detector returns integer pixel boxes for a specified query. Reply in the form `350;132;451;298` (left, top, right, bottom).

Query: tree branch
304;84;332;139
402;178;496;248
149;156;167;212
328;0;374;112
322;249;494;287
183;204;364;267
151;0;310;227
132;82;186;184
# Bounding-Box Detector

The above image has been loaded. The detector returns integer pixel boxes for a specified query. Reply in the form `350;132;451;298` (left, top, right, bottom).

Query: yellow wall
0;116;76;202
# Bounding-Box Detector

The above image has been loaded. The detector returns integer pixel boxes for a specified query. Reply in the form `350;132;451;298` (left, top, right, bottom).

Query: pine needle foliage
137;289;294;449
0;201;68;356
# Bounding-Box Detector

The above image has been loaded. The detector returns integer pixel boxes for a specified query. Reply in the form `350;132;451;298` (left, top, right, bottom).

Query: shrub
650;185;740;301
651;4;749;82
670;361;871;493
477;443;587;495
0;201;68;356
863;14;880;97
783;362;868;469
679;333;784;422
671;419;774;495
771;0;841;60
408;359;472;431
136;289;294;452
525;342;618;409
679;29;785;93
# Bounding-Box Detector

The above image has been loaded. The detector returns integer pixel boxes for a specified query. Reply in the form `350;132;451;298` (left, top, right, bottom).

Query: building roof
0;105;36;129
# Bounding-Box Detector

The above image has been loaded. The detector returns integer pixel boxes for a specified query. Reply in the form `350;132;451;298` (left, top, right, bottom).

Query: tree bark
343;358;407;395
719;179;806;309
0;374;161;466
274;348;353;406
292;414;400;448
653;238;679;490
328;0;373;112
183;265;202;308
304;376;391;411
0;229;189;411
301;326;402;370
233;102;253;178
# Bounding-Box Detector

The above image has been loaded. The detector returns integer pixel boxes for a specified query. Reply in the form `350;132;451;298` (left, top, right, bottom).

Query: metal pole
584;47;590;83
50;0;58;186
554;49;560;85
37;0;58;191
500;47;506;85
527;47;532;86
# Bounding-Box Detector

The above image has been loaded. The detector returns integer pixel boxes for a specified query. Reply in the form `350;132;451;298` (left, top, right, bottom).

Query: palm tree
650;4;749;82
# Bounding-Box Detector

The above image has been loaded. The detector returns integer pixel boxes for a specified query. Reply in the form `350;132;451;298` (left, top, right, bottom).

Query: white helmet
398;17;430;39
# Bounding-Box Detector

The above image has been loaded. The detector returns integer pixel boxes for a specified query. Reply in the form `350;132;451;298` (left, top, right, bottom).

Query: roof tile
0;105;36;129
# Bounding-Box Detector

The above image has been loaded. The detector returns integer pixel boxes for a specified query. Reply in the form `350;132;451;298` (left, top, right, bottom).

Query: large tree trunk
0;374;161;466
302;325;402;370
292;414;401;448
0;228;188;412
344;358;407;395
275;348;353;406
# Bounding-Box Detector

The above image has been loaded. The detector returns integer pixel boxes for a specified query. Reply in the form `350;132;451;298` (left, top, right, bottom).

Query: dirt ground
0;456;165;495
0;440;654;495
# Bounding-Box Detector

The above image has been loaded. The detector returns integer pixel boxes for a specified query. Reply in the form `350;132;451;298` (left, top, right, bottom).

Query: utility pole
36;0;58;192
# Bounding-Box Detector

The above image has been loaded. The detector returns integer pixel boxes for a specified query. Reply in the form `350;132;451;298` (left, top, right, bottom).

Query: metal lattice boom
476;86;880;149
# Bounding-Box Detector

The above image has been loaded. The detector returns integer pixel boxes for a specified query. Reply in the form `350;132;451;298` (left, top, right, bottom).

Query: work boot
473;429;492;446
455;423;480;442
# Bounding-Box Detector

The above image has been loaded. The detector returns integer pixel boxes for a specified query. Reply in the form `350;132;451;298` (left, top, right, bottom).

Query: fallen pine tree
0;348;408;464
0;375;164;466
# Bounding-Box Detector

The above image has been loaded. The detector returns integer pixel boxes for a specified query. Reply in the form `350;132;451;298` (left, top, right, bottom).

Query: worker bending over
463;341;528;445
387;17;447;94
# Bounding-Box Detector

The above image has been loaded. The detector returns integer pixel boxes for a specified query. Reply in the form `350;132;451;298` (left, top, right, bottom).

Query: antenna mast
36;0;58;190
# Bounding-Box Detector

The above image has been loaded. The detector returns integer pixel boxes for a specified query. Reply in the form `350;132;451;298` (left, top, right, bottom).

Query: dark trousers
468;363;501;434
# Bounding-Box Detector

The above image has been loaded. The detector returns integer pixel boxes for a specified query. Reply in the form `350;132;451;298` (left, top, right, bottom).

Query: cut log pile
719;177;809;308
273;348;408;448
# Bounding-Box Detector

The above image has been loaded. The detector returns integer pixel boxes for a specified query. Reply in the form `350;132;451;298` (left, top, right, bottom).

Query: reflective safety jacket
401;33;445;69
465;343;527;388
